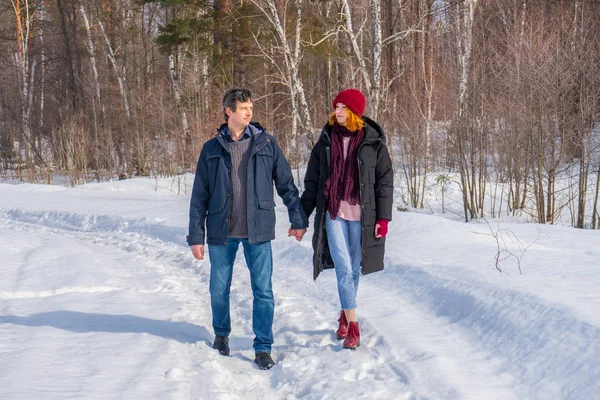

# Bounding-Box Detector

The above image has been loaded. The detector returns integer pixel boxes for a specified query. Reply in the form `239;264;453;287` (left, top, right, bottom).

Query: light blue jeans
325;212;362;310
208;238;274;353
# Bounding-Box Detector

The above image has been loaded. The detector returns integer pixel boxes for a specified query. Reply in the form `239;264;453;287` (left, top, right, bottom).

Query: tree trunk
341;0;372;97
81;5;104;117
576;156;588;228
370;0;382;118
251;0;314;149
12;0;44;165
592;163;600;229
452;0;478;221
168;53;191;163
56;0;78;110
97;14;131;119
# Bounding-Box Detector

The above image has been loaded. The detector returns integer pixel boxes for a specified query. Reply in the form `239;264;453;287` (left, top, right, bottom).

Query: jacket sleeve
187;145;210;245
271;136;309;229
375;142;394;221
300;140;321;218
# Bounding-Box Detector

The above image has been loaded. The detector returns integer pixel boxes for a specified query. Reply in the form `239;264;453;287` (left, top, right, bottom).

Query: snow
0;175;599;400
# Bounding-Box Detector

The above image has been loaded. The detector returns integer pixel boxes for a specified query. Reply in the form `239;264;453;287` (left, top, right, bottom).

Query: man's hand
191;244;205;260
288;228;307;241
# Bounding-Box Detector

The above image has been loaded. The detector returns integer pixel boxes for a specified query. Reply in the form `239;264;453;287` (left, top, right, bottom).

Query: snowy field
0;175;599;400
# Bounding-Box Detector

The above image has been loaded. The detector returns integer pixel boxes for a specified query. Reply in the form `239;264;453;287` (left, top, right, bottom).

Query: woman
300;88;393;350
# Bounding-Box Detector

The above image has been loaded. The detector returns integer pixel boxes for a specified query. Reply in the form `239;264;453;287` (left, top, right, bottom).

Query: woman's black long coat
301;117;394;280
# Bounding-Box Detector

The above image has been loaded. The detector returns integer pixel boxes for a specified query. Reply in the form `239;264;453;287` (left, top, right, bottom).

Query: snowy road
0;178;598;399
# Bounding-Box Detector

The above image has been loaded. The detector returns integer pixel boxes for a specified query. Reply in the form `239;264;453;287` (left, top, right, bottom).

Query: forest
1;0;599;228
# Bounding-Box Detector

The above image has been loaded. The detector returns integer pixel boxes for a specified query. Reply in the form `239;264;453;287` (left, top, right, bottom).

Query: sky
0;175;599;400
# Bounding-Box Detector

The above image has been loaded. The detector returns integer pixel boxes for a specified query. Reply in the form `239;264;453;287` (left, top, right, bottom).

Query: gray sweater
228;138;252;238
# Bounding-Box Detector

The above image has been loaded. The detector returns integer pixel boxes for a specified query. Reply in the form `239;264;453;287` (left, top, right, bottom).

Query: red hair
328;108;365;132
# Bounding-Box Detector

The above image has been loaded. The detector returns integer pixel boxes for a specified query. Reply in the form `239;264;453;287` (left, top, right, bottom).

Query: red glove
375;219;389;237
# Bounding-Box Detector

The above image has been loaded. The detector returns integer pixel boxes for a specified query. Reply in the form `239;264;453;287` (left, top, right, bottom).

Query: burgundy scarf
324;123;365;219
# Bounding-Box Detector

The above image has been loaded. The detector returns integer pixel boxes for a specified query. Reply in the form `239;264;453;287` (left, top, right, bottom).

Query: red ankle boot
336;311;348;340
343;321;360;350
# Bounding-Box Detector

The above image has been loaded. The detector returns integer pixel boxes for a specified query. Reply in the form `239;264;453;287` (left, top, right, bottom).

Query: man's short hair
223;88;252;122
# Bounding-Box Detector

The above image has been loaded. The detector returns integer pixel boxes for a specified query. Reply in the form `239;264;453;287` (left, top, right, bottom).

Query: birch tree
451;0;479;221
168;51;191;159
370;0;383;119
11;0;40;165
339;0;372;111
340;0;420;119
97;10;131;119
456;0;477;122
80;5;104;117
593;162;600;229
251;0;314;150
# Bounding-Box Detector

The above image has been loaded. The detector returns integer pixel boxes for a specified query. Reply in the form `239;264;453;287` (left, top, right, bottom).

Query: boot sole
254;359;274;370
254;361;273;370
336;334;347;340
343;341;360;350
212;343;230;356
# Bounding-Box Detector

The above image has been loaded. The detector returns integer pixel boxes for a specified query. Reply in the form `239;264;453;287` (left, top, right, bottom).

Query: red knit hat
332;88;366;117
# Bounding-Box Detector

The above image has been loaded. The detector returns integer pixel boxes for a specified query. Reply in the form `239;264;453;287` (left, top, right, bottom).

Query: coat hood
216;122;267;150
217;121;266;137
317;117;386;145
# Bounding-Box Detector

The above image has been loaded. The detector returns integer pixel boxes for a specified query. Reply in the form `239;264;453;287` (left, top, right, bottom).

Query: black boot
212;335;230;356
254;352;275;370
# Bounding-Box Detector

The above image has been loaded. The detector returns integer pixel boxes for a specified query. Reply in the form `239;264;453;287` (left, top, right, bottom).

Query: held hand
288;228;307;241
295;228;307;241
288;228;300;241
191;244;205;260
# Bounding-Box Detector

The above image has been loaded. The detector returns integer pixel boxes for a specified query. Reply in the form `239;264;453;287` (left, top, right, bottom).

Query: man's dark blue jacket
187;122;308;246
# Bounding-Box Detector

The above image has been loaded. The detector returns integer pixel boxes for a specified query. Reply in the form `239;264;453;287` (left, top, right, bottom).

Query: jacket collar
318;117;386;145
216;122;267;150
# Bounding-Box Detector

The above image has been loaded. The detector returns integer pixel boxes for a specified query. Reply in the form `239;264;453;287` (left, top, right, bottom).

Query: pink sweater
337;137;362;221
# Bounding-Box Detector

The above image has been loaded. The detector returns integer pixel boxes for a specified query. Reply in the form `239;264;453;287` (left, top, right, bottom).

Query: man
187;88;307;370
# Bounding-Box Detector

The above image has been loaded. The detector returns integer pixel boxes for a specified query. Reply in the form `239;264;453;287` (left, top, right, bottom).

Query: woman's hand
374;219;389;238
288;228;307;241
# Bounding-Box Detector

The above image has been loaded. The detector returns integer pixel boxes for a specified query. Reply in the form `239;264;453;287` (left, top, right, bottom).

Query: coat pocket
206;201;226;241
257;199;276;237
207;155;224;192
258;199;275;210
207;201;224;214
368;166;376;183
365;166;377;216
255;151;274;192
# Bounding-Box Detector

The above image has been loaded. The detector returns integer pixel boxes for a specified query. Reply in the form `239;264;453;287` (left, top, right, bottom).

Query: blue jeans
325;212;362;310
208;238;274;353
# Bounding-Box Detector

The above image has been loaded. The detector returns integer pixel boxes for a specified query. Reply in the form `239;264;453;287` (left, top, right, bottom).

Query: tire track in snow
0;209;283;398
9;207;598;399
270;241;475;400
0;208;418;399
361;261;600;400
0;286;122;300
273;238;600;400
